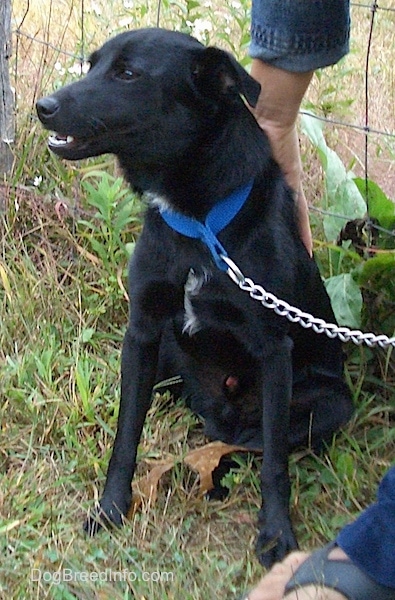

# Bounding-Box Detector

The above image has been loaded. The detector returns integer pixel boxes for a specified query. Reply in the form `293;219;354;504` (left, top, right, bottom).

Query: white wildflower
68;61;90;76
91;2;102;16
54;61;65;75
188;18;213;42
119;16;134;27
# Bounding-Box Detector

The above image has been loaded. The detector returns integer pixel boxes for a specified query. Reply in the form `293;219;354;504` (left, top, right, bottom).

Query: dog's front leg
84;328;159;535
256;336;298;567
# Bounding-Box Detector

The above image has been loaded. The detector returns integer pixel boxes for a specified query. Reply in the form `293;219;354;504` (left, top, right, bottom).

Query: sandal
284;540;395;599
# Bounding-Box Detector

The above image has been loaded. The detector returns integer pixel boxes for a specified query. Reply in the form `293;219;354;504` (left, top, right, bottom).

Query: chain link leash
221;255;395;349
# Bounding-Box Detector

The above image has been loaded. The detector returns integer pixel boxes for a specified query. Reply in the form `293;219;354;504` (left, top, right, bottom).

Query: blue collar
159;180;254;271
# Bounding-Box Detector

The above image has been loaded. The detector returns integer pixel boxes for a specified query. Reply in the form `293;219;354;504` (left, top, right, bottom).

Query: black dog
36;28;353;567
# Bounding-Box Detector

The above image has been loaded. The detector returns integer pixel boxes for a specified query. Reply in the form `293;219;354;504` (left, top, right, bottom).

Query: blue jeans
250;0;350;72
336;465;395;588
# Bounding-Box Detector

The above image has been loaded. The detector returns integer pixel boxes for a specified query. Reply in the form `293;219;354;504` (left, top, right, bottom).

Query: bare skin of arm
250;60;314;256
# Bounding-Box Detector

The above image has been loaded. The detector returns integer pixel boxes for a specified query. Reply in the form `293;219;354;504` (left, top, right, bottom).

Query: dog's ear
192;47;261;108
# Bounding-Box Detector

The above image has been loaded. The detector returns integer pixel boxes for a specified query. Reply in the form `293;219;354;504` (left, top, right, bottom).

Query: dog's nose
36;96;60;122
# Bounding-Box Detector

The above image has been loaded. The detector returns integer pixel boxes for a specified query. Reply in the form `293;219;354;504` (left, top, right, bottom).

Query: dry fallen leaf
184;440;250;495
130;459;174;514
129;440;260;514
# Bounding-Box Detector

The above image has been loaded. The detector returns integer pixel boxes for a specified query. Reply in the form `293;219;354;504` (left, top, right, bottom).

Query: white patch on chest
148;193;172;212
183;268;211;336
149;193;212;336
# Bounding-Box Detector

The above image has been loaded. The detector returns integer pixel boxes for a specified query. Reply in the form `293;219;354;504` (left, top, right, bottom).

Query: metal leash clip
221;254;246;285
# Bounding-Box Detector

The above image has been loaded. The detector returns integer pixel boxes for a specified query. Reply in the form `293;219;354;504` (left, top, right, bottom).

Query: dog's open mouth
46;125;132;159
47;127;119;159
47;132;95;159
48;133;76;149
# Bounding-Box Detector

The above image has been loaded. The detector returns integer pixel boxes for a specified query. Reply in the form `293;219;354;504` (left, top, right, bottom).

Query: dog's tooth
48;134;74;147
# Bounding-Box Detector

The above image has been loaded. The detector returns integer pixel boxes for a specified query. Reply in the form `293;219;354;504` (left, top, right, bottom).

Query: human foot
283;541;395;600
243;542;395;600
241;545;348;600
243;551;310;600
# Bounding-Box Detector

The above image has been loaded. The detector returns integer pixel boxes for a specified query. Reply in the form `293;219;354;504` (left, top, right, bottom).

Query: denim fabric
250;0;350;72
337;465;395;588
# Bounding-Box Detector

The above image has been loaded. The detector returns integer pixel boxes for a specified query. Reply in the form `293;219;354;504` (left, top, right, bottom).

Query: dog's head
36;28;261;163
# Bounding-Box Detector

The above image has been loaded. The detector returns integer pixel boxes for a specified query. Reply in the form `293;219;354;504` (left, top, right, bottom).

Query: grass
1;1;395;598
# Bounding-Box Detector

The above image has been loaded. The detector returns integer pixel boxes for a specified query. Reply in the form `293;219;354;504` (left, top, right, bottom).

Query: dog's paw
83;511;104;537
255;526;298;568
83;498;128;537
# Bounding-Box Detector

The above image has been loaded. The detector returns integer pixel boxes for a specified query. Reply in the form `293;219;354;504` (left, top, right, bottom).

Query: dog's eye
115;68;140;81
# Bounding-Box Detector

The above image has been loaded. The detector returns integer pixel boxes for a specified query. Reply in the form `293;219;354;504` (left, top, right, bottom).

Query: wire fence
7;0;395;242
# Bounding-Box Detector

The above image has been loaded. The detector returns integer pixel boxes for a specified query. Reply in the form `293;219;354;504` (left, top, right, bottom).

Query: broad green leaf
354;177;395;230
323;177;367;241
302;113;366;241
357;253;395;288
325;273;362;328
301;113;347;195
